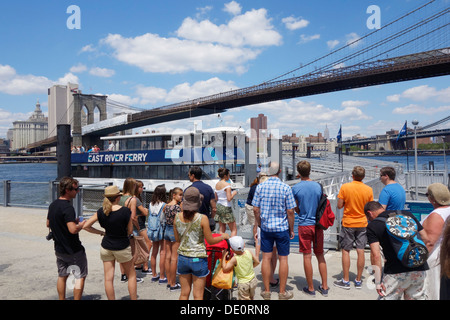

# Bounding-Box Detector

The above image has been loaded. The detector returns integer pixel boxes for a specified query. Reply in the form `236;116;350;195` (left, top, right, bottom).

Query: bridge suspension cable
264;0;448;84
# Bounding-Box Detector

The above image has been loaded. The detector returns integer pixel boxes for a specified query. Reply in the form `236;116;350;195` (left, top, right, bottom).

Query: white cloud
135;86;168;105
100;5;282;75
107;94;140;106
341;100;369;108
346;32;362;48
80;44;96;53
282;16;309;31
177;9;282;47
327;40;340;49
102;33;260;74
387;94;401;102
393;104;450;115
70;63;87;73
135;77;238;105
0;64;78;96
388;85;450;103
298;34;320;44
165;77;238;103
89;67;115;78
223;1;242;15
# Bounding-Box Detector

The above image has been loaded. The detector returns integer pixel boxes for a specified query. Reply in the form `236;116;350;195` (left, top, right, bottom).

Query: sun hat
427;183;450;206
259;172;268;183
104;185;123;197
183;187;204;211
229;236;245;252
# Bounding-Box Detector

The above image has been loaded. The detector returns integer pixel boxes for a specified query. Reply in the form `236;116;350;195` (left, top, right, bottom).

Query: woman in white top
214;167;238;237
422;183;450;300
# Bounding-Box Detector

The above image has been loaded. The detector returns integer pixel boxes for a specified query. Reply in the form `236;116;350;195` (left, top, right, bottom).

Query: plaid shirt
252;177;296;232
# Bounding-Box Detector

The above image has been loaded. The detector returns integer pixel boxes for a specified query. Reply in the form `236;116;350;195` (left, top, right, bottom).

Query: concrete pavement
0;206;379;300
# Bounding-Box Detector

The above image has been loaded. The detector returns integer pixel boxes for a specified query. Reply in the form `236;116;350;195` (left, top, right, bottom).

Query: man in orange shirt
334;166;373;290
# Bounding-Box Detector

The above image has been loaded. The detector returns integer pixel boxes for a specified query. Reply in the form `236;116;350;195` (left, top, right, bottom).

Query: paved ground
0;206;379;301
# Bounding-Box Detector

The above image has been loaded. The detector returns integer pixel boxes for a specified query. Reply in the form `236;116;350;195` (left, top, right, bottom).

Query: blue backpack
376;211;428;268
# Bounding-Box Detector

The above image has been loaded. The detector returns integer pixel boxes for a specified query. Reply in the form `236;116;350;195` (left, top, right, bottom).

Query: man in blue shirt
379;167;406;210
252;162;296;300
292;161;329;297
187;166;217;223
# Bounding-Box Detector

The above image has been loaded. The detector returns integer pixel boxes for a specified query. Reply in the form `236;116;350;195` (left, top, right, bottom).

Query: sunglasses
71;187;80;192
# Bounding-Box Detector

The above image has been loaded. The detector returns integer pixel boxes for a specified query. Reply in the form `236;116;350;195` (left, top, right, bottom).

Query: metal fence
2;169;448;250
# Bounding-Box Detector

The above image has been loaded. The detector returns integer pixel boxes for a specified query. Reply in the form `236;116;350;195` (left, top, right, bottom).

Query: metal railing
2;169;447;250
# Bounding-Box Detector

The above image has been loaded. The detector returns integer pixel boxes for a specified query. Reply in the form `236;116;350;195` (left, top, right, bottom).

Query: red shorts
298;225;324;255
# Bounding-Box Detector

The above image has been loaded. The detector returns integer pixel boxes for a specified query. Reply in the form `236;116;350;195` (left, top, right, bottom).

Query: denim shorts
177;254;209;278
260;229;290;256
163;224;176;242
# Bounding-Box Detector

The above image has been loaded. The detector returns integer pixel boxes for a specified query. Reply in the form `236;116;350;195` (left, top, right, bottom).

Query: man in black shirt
364;201;429;300
46;177;87;300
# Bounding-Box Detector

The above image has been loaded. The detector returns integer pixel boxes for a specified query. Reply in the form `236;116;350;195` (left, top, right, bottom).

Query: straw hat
427;183;450;206
104;185;123;197
183;187;204;211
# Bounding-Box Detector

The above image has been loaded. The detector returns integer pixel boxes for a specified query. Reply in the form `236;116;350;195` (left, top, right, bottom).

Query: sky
0;0;449;140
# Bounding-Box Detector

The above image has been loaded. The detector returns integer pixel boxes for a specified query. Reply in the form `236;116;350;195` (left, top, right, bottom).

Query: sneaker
333;279;350;290
159;277;168;284
121;274;128;283
260;291;271;300
170;283;181;291
136;277;144;284
278;290;293;300
302;287;315;297
318;285;329;297
151;275;160;282
354;280;362;289
141;268;152;275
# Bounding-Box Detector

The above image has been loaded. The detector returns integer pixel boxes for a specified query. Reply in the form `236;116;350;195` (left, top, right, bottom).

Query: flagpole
340;125;343;172
405;120;409;172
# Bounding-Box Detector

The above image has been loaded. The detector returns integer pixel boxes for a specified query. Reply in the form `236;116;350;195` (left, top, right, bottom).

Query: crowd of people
46;162;450;300
71;145;100;153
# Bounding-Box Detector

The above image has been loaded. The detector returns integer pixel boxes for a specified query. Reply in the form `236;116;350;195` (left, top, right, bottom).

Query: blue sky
0;0;449;140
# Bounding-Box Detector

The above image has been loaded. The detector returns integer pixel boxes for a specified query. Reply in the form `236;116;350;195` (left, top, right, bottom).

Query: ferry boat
71;126;247;192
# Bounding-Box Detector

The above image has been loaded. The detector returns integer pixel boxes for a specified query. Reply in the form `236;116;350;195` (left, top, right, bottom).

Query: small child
222;236;260;300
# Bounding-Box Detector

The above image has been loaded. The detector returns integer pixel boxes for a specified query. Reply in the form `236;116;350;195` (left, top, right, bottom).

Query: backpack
315;184;335;230
148;203;165;231
376;211;428;268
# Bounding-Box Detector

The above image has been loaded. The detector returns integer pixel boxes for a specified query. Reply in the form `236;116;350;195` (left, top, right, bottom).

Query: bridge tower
72;93;107;148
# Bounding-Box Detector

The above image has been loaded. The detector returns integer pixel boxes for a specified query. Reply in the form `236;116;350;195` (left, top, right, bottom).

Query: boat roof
100;126;245;140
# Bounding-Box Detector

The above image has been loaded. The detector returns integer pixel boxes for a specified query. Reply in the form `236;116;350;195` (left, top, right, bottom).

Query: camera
46;231;54;241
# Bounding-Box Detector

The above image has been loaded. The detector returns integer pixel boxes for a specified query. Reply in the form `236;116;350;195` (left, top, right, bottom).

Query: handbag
211;256;235;290
130;235;149;265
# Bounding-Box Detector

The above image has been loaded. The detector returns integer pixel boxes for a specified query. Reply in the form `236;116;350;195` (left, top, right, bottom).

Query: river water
0;154;448;207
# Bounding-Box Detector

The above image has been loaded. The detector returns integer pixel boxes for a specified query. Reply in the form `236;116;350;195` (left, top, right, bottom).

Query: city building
10;100;48;151
250;113;267;152
47;83;79;138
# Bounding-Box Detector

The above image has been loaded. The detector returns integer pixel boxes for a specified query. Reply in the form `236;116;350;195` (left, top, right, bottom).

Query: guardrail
1;169;447;250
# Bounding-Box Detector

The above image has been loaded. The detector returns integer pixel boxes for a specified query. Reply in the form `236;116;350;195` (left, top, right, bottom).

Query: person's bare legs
342;249;350;282
122;259;137;300
356;248;365;282
179;274;192;300
192;275;206;300
316;253;328;290
303;253;314;291
261;251;273;293
57;276;68;300
278;255;289;294
103;260;116;300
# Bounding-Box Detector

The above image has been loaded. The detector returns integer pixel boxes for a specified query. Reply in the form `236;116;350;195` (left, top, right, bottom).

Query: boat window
154;137;162;149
